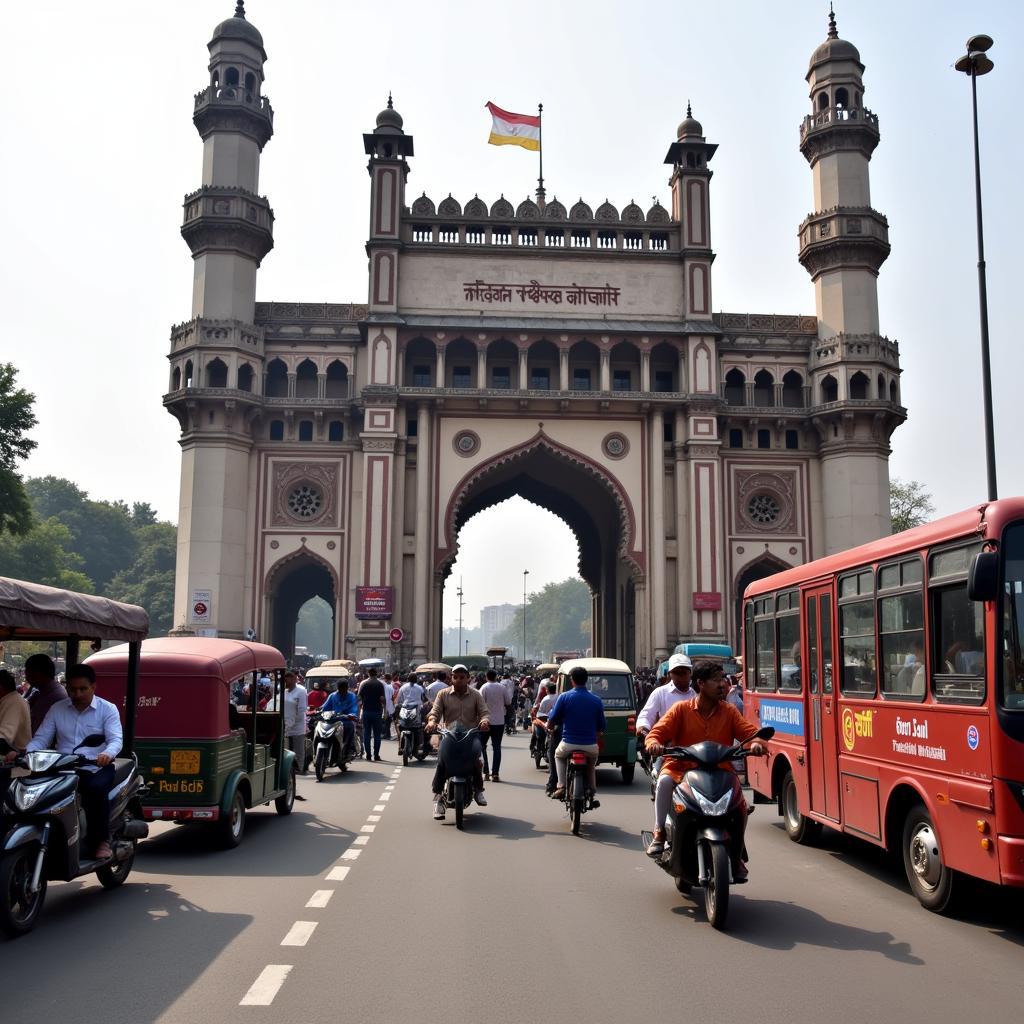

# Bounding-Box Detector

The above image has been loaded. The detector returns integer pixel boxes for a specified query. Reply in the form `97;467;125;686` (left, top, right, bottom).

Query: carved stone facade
165;8;904;663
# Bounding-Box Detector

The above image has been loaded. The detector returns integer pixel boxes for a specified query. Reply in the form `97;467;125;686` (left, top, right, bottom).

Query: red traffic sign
389;627;404;643
193;602;208;616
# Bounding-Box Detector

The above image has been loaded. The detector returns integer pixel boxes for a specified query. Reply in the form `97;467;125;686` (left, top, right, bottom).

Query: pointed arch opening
265;550;337;662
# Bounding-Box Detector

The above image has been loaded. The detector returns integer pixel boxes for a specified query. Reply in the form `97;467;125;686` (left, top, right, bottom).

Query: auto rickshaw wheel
621;763;636;785
217;790;246;849
275;768;296;815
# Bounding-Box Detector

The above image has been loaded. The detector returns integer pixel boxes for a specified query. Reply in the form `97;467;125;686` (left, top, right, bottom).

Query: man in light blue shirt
28;664;122;860
319;679;358;753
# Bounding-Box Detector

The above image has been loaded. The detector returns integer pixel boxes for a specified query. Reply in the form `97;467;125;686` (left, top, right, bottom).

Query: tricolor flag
486;101;540;152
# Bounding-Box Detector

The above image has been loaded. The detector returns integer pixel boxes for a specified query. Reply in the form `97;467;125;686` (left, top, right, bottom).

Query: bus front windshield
1001;522;1024;710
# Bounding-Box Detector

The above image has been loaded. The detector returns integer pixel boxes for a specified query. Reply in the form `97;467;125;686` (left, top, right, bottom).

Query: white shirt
426;679;447;702
480;680;512;726
537;692;557;716
284;683;308;736
28;695;122;771
636;681;696;733
383;683;395;715
397;682;426;706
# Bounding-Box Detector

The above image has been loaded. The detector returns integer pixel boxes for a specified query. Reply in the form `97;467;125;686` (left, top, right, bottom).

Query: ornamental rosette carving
734;469;796;534
271;461;339;527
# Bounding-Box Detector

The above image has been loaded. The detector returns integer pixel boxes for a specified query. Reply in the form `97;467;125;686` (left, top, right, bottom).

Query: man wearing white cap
636;653;696;738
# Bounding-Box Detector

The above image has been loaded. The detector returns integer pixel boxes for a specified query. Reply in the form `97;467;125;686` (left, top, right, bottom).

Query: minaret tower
799;9;903;551
165;2;275;637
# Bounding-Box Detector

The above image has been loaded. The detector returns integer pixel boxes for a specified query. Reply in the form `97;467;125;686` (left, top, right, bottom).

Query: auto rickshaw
89;637;296;848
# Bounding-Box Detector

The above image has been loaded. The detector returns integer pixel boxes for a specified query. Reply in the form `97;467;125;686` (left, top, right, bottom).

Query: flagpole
536;102;545;208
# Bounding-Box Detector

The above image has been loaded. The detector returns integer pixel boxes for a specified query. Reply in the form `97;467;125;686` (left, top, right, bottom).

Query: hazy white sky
5;1;1022;626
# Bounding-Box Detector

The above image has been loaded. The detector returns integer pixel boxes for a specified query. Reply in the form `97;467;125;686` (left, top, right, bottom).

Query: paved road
3;731;1021;1023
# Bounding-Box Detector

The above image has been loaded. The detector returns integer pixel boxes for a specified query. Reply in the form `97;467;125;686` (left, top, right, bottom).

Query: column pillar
412;403;432;659
599;348;611;391
677;348;687;393
518;346;528;390
476;347;487;389
640;349;651;392
559;347;569;391
650;409;668;660
435;344;446;388
674;410;692;639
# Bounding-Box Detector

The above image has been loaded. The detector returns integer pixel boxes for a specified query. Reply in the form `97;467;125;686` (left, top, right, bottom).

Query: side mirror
968;551;999;602
755;726;776;741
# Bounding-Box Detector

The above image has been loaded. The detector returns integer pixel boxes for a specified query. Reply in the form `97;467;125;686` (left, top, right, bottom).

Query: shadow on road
1;881;250;1023
672;896;924;963
137;810;355;877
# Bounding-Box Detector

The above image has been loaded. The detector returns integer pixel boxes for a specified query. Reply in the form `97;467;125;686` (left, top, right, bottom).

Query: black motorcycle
561;749;598;835
310;711;357;781
396;700;428;767
0;734;149;937
435;724;480;830
641;727;773;930
529;714;550;770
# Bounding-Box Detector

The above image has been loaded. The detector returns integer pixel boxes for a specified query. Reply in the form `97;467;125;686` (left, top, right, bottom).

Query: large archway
732;555;790;650
438;437;641;664
267;553;336;663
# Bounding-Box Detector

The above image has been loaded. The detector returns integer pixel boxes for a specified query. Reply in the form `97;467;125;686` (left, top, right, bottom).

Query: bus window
821;595;833;693
1001;522;1024;709
778;613;801;691
839;570;876;695
879;559;925;700
930;542;985;705
744;603;755;690
755;615;777;690
807;596;819;693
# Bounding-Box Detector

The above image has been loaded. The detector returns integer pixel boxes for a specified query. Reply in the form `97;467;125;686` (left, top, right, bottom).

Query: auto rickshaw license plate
170;749;201;774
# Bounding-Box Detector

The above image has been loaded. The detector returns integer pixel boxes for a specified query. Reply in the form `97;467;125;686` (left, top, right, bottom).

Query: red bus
742;497;1024;912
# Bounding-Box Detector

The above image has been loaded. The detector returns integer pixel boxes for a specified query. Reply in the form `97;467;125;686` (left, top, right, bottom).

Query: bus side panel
746;691;811;808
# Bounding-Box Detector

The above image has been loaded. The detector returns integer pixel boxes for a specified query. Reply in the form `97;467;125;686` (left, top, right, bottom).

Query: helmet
667;653;693;672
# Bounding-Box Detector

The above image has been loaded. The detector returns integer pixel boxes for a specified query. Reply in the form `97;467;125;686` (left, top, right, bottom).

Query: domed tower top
375;94;406;135
806;7;865;104
210;2;267;63
676;102;704;141
364;94;414;159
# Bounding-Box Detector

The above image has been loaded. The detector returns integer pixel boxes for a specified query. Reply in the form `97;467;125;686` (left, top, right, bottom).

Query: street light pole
457;578;464;659
523;569;530;663
955;34;998;501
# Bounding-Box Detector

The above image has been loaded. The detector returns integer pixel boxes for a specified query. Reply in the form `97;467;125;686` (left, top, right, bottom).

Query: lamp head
955;35;994;76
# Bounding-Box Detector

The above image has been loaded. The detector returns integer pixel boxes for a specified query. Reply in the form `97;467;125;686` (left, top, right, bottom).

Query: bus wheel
902;804;956;912
621;763;635;785
781;770;821;845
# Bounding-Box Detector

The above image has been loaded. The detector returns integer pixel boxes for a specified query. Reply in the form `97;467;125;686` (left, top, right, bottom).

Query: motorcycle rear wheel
97;840;135;889
674;875;692;895
704;841;731;930
0;848;47;937
453;784;466;830
314;747;328;782
571;800;583;835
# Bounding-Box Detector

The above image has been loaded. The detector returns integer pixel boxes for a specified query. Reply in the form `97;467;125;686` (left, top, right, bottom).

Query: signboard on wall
355;586;394;620
692;592;722;611
190;589;213;624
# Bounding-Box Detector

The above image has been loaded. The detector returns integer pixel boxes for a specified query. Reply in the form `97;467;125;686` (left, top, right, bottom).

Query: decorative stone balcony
181;185;275;265
193;85;274;149
808;333;900;371
169;317;264;356
798;205;890;279
799;105;880;164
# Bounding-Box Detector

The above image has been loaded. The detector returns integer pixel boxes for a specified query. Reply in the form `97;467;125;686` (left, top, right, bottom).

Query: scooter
641;727;773;931
0;734;149;938
310;711;357;781
397;700;428;767
529;714;550;770
561;750;599;835
435;724;481;830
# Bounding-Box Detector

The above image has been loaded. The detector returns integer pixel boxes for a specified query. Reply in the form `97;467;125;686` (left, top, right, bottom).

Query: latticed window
747;493;780;525
287;484;322;520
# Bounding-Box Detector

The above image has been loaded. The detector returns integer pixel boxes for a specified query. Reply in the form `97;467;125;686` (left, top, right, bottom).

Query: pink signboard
356;585;394;620
692;591;722;611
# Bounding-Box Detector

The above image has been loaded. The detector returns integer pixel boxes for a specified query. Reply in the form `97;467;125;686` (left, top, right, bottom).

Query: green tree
105;521;177;636
0;517;93;592
0;363;38;536
890;478;936;534
494;578;592;659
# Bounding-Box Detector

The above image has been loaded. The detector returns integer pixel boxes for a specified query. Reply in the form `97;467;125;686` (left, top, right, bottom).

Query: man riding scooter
315;679;358;758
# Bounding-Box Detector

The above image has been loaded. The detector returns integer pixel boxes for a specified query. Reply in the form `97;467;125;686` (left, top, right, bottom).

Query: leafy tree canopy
890;478;936;534
493;578;591;660
0;364;38;537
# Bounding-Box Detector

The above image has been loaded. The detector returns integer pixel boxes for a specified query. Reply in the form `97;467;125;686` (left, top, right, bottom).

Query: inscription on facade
462;280;621;307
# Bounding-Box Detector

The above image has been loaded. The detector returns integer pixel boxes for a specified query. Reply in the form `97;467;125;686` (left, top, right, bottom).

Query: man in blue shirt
546;666;605;801
318;679;358;755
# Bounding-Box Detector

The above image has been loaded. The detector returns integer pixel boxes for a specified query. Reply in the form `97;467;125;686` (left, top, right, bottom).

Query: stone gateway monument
165;5;903;665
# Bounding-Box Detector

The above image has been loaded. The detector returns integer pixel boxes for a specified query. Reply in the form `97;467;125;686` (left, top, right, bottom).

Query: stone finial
235;1;246;18
387;92;394;109
827;4;838;39
686;100;692;117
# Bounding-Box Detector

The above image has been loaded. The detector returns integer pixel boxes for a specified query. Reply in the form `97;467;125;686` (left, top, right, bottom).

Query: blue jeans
363;712;383;758
480;724;505;775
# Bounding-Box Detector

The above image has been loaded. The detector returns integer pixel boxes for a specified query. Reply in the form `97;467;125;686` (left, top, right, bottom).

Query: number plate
170;749;201;775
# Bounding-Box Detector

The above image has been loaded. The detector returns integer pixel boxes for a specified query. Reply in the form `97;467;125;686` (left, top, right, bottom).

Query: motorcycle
0;734;149;937
435;724;481;830
310;711;357;781
561;749;599;835
641;727;773;931
529;714;550;770
396;700;428;767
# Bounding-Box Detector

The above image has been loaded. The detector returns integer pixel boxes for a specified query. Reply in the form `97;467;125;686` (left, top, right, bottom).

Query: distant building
481;604;517;649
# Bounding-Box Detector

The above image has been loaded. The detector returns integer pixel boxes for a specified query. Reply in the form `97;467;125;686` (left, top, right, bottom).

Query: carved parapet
809;333;901;371
799;105;879;165
169;317;265;356
181;185;274;265
798;206;889;280
714;312;818;335
193;86;274;150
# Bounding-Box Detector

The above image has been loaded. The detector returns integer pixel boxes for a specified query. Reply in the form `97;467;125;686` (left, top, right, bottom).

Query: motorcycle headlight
692;789;733;816
25;751;62;773
13;779;61;812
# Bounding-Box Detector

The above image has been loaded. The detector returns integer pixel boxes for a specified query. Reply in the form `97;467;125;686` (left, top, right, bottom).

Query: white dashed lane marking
240;965;292;1006
353;835;369;846
373;804;386;811
367;815;381;822
306;890;334;907
360;824;376;833
326;866;350;881
281;921;318;947
341;848;361;860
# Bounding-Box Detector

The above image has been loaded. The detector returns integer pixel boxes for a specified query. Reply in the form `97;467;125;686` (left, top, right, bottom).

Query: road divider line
341;848;361;860
379;792;391;801
281;921;318;947
307;889;334;907
353;835;369;846
326;865;350;881
367;814;381;822
373;804;386;812
240;965;292;1006
360;824;376;833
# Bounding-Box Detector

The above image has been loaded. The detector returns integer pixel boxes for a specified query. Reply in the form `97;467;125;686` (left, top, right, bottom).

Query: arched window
171;366;181;391
237;364;254;392
404;338;435;388
527;338;558;391
295;359;318;398
325;360;349;398
650;341;677;394
328;420;344;442
753;369;774;407
244;72;255;99
269;419;284;441
569;340;599;391
205;358;228;388
849;371;869;400
298;420;314;442
211;70;220;90
265;358;288;397
782;370;804;408
889;380;898;404
225;67;239;87
821;374;838;404
724;368;746;406
835;87;849;109
184;360;194;388
877;373;886;400
818;91;829;110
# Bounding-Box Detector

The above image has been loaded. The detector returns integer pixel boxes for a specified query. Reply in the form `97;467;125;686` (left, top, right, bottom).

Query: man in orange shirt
644;663;767;871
